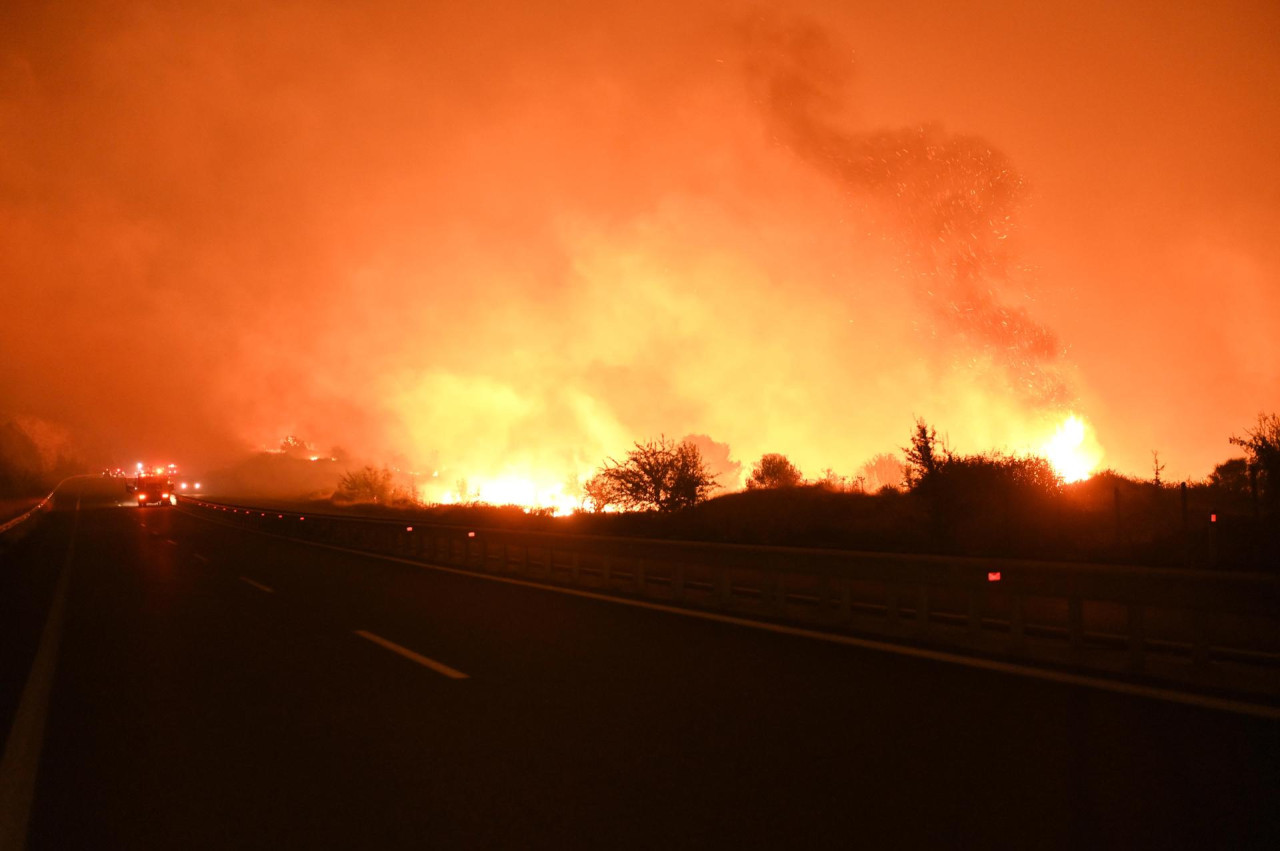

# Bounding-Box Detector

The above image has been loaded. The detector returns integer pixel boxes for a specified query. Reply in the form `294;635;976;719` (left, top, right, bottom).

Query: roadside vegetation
0;416;82;499
228;412;1279;572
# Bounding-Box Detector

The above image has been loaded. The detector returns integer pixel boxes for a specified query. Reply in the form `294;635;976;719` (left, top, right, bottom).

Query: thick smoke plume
3;1;1277;492
744;17;1068;406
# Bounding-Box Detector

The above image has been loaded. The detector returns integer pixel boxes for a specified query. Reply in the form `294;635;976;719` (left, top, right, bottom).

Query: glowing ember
1041;414;1102;483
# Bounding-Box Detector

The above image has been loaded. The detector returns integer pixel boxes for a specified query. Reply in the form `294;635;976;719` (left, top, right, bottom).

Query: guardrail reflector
988;571;1001;582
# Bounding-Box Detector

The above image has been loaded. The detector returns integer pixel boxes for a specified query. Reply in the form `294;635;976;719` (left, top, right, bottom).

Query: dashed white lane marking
193;553;209;564
165;539;178;545
354;630;469;680
238;577;275;594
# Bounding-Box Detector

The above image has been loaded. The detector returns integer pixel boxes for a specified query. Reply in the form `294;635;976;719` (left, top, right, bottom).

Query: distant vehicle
132;474;176;507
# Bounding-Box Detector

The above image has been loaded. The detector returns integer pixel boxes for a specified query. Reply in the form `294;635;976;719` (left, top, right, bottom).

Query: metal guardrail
181;497;1280;700
0;495;55;538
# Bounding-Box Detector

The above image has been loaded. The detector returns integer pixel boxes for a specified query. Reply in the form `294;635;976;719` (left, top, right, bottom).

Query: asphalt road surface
2;479;1277;849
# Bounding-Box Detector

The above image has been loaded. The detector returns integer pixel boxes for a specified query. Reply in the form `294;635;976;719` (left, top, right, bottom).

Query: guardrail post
502;542;510;573
816;575;832;624
1009;596;1025;654
521;544;530;576
481;538;489;571
602;556;612;588
1128;604;1145;674
571;551;580;584
967;590;982;638
673;563;685;603
717;568;731;610
635;558;645;594
838;578;851;625
1068;598;1084;650
887;587;901;631
915;586;930;634
547;546;555;578
1191;610;1210;671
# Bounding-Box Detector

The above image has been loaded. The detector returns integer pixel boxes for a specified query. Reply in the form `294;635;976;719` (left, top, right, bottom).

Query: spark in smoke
743;16;1070;407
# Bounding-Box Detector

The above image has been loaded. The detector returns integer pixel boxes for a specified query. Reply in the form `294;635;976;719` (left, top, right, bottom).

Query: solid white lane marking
238;577;274;594
182;507;1279;720
0;497;79;847
354;630;469;680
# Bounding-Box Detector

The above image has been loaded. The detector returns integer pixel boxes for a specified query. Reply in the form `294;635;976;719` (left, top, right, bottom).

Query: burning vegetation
173;412;1276;573
2;3;1276;531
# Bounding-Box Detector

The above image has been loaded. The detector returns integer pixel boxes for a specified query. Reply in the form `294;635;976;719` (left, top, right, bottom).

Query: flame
1041;414;1102;483
426;473;580;516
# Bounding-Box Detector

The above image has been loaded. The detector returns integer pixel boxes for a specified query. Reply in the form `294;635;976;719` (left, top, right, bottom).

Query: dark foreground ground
1;478;1277;849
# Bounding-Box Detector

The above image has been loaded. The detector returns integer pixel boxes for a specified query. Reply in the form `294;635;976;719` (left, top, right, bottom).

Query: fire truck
129;472;177;507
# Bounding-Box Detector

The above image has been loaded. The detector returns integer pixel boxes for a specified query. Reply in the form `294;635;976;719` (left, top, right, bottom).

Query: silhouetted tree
1209;457;1250;495
581;473;623;512
1230;413;1280;511
1151;450;1166;487
903;418;948;488
336;466;394;503
594;436;719;512
747;453;803;489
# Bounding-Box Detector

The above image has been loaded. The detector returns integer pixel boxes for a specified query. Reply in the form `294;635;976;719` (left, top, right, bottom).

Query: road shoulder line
0;498;80;848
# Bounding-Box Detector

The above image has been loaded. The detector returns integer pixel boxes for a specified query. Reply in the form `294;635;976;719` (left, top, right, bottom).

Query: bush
591;436;719;512
336;466;394;503
746;453;803;489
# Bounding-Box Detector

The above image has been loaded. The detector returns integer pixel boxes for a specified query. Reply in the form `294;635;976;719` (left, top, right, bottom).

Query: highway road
2;478;1277;849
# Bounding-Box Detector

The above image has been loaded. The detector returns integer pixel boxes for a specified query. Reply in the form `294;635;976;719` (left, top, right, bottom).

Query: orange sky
2;0;1277;490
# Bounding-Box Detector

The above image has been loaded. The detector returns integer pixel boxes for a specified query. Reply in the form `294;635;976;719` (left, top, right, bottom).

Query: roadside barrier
0;492;58;541
180;496;1280;700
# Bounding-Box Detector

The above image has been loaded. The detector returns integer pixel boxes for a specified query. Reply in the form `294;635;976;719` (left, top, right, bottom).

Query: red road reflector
278;514;283;519
299;517;305;521
1210;513;1217;522
406;526;414;532
988;571;1001;582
